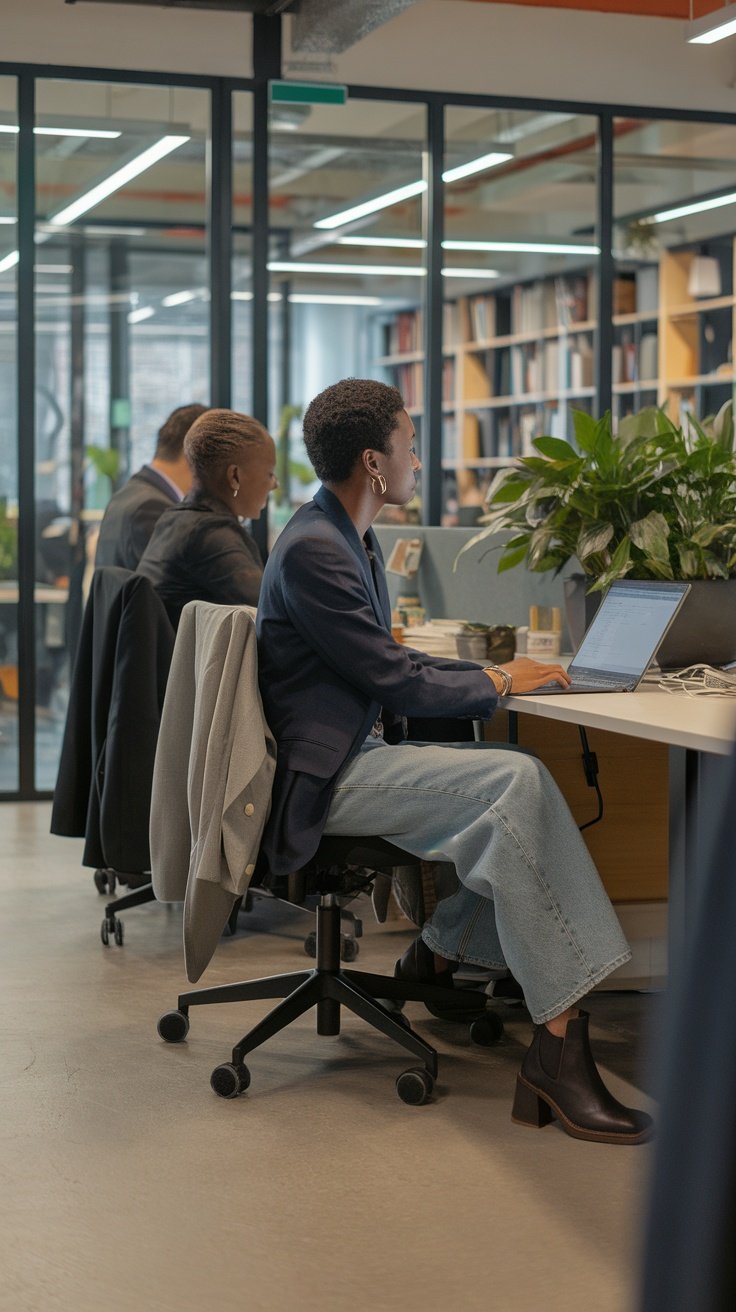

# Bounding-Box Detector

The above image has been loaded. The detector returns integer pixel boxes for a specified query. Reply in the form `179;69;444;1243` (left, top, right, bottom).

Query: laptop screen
572;580;690;679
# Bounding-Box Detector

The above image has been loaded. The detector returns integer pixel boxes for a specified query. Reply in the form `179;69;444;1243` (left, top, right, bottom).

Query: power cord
578;725;604;831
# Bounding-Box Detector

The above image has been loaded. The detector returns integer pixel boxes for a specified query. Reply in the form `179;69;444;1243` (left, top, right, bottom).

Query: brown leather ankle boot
511;1010;653;1144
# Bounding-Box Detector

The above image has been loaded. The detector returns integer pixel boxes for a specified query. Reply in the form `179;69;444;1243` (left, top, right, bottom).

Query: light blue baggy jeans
323;739;631;1024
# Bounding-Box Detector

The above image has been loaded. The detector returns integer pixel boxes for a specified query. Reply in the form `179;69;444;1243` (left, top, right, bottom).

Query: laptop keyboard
533;675;628;693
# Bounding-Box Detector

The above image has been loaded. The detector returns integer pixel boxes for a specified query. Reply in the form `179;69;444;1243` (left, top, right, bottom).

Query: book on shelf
570;337;594;391
442;356;455;403
396;360;423;408
385;309;423;355
443;300;464;349
639;332;658;382
613;276;636;316
636;265;659;315
519;409;539;457
468;293;497;343
555;274;590;326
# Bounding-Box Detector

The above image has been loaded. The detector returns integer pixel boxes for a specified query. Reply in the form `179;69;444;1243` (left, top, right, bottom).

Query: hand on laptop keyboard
484;657;571;696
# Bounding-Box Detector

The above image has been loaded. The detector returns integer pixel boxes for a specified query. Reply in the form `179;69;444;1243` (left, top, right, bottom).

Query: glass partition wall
2;59;736;796
442;107;599;524
0;76;18;791
32;78;211;789
234;93;428;527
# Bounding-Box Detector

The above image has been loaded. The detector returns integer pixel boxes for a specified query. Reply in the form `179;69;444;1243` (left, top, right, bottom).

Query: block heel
511;1075;553;1128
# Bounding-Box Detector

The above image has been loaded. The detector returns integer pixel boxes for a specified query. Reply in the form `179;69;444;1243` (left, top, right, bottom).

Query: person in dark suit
95;402;209;570
136;409;275;630
256;376;652;1145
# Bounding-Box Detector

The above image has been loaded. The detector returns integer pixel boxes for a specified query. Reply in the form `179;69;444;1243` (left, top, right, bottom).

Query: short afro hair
155;403;210;460
183;408;270;480
302;378;405;484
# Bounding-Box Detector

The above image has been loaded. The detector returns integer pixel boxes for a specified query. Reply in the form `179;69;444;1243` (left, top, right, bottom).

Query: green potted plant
456;402;736;666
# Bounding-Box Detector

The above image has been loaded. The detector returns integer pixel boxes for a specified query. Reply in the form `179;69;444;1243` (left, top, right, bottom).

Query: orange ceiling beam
463;2;723;18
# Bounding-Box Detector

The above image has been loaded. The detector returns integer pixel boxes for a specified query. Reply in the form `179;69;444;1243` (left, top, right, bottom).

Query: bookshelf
376;269;598;512
657;241;736;425
375;240;736;518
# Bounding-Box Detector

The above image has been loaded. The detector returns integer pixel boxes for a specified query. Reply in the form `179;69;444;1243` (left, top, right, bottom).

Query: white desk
505;687;736;964
505;687;736;758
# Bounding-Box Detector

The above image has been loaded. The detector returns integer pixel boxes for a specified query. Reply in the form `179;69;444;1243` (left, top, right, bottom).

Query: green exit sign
270;80;347;107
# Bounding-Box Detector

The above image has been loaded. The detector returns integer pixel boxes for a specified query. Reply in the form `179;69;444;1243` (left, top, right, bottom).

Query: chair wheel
396;1067;434;1105
113;919;124;946
93;869;109;895
470;1012;504;1046
100;918;109;946
304;931;317;958
340;934;359;962
210;1062;251;1099
158;1010;190;1043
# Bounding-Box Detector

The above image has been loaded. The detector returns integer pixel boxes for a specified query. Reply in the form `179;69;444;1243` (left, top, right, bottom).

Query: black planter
564;575;736;669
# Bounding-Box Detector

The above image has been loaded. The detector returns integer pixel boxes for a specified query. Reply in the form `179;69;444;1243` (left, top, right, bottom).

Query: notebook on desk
522;578;691;695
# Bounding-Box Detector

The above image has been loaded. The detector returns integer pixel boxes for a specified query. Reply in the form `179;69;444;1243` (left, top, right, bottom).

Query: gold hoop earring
370;473;387;496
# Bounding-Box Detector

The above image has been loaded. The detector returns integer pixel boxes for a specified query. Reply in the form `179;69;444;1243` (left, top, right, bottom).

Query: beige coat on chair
150;601;276;981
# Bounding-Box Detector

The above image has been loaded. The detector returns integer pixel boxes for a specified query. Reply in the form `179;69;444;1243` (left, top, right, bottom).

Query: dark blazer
95;466;179;571
136;490;263;630
50;568;175;873
256;485;497;876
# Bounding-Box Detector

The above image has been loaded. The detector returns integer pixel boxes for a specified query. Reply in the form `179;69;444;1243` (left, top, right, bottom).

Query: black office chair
158;835;504;1105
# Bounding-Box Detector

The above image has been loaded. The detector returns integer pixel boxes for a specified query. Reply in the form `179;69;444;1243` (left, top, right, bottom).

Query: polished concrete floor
0;804;657;1312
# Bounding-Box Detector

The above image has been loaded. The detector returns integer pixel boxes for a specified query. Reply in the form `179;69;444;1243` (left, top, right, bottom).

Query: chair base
100;882;155;947
160;895;495;1099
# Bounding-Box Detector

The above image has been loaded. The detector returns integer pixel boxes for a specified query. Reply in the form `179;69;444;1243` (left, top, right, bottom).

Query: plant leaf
628;510;670;563
533;435;578;462
497;544;530;573
572;409;597;453
576;521;614;561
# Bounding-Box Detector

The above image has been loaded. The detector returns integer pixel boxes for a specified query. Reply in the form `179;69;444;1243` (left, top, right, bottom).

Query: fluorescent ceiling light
314;181;427;231
230;292;380;307
83;225;147;237
339;236;426;249
0;124;121;138
442;267;500;279
687;3;736;44
269;260;425;277
652;190;736;223
268;260;498;279
35;263;72;274
162;289;200;307
0;217;17;225
337;236;600;256
442;151;512;184
0;250;19;274
48;135;189;227
128;305;155;324
288;293;383;305
315;149;512;232
443;239;600;255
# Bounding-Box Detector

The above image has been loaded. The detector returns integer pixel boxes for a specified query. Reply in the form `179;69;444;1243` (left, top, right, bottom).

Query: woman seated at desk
137;408;276;629
256;377;652;1147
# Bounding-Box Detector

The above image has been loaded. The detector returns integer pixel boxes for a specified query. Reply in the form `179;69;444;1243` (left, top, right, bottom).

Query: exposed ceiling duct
290;0;421;54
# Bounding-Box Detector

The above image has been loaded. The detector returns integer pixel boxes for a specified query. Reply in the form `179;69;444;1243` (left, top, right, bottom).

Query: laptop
524;578;691;694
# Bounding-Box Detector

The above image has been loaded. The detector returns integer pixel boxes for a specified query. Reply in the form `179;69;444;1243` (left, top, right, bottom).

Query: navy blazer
256;486;498;876
95;466;179;571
